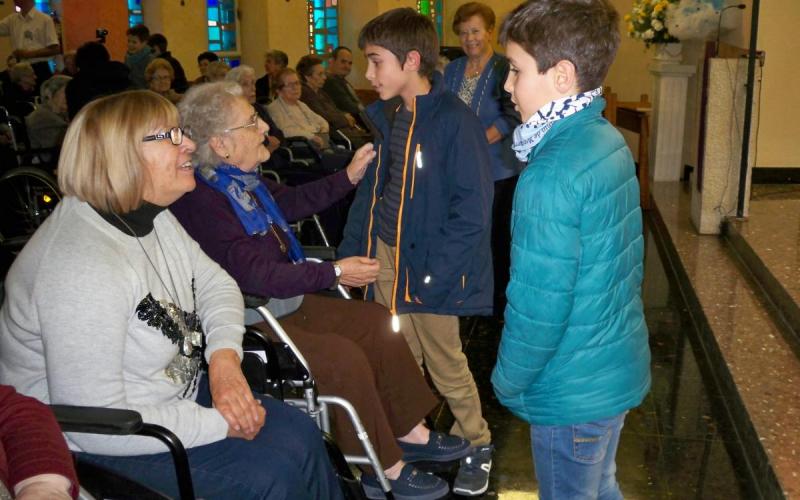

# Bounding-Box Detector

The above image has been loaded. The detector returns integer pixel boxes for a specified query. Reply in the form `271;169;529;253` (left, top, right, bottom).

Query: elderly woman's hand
337;256;380;287
208;349;265;440
346;143;377;185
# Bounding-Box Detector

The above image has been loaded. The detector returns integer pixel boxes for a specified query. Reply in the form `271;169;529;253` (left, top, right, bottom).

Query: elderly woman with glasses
145;58;181;104
0;90;342;499
170;81;466;499
267;68;330;150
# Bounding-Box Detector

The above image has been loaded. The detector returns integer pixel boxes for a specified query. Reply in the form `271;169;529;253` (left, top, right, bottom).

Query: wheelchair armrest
51;405;143;435
52;405;196;500
303;246;337;261
243;293;270;309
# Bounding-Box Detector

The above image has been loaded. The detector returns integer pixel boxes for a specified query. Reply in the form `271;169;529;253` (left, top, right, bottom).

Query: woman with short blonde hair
2;89;342;499
145;58;181;104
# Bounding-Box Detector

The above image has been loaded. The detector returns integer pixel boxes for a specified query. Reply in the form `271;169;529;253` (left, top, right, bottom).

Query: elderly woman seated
2;62;37;117
25;74;71;152
267;68;331;150
225;65;283;155
0;90;341;499
145;58;181;104
171;81;465;499
296;55;370;149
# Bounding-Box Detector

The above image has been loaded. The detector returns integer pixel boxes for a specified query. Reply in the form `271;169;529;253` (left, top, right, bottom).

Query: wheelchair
0;105;62;254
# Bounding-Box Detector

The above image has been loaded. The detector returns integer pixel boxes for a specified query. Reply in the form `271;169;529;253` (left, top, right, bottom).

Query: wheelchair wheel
0;167;60;252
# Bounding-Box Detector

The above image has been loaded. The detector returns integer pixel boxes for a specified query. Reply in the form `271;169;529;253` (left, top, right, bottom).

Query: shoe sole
362;482;450;500
401;445;472;463
452;482;489;497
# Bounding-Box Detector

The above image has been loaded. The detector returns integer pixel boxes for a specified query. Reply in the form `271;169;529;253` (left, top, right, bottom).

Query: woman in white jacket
0;90;342;499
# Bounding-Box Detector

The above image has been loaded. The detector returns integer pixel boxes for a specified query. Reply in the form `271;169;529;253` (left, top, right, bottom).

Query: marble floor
422;215;749;499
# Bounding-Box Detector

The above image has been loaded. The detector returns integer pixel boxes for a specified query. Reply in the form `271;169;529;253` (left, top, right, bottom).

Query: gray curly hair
225;64;255;85
178;81;243;171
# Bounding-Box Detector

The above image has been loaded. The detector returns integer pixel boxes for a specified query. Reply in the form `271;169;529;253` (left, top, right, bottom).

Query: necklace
113;212;203;388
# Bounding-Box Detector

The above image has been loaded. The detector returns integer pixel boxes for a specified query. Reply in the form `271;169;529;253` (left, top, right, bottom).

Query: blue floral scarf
197;164;305;264
512;87;603;162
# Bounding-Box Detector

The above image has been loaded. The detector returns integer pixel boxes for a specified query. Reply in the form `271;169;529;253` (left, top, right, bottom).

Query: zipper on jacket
390;98;417;330
410;144;421;199
462;274;466;289
363;144;383;300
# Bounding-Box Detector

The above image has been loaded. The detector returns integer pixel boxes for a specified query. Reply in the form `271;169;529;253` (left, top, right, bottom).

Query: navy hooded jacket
338;73;494;317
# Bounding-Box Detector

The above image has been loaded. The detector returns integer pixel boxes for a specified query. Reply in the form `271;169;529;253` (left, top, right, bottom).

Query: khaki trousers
373;238;491;445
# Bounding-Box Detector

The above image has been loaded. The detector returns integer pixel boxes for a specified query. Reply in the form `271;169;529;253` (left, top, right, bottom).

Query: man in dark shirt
322;46;363;117
147;33;188;93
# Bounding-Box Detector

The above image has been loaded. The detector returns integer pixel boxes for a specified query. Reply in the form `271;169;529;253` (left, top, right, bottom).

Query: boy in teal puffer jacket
491;1;651;499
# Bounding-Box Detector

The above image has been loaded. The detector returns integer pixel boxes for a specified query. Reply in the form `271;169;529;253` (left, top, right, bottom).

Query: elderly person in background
225;65;282;155
322;46;363;117
0;90;342;499
297;55;370;149
2;61;37;116
256;49;288;104
205;60;230;83
25;74;70;151
443;1;522;315
267;68;329;150
171;81;467;499
145;58;181;104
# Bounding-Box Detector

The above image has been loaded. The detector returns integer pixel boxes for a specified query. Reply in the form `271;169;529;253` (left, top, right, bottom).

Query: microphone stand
736;0;759;218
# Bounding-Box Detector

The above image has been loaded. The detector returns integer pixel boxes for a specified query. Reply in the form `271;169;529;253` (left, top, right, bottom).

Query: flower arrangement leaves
626;0;680;48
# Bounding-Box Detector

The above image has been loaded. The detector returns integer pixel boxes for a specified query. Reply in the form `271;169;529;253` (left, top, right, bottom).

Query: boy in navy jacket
339;7;495;497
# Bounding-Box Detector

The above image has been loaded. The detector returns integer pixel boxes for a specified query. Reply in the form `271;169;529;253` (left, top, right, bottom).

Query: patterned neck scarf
512;87;603;162
197;164;305;264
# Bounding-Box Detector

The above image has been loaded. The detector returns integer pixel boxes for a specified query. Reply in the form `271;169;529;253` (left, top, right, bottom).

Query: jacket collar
379;71;446;126
530;97;607;159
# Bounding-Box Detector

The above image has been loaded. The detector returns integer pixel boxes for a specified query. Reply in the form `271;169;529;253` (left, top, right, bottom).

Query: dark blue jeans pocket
571;418;614;465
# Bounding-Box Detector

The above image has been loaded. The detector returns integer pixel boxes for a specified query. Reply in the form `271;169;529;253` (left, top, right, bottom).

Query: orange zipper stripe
390;99;417;315
364;144;383;299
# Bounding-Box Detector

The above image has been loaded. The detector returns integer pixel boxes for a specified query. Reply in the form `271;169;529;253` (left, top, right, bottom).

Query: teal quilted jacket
491;98;651;425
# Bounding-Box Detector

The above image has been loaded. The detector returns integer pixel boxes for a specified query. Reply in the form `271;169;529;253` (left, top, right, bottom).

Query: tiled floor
424;215;749;499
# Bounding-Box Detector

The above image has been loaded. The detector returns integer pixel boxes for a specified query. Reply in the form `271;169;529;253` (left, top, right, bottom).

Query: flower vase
653;42;682;63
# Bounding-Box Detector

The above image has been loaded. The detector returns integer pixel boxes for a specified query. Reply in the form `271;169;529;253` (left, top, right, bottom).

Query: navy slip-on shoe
398;431;471;463
361;464;449;500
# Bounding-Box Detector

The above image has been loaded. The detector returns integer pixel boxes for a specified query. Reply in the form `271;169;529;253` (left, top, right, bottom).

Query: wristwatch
331;261;343;288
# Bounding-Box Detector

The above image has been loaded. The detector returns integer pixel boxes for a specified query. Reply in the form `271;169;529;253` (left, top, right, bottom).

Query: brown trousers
256;293;438;467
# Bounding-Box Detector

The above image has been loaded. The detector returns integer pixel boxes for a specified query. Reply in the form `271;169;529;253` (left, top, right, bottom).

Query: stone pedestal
649;62;696;182
690;58;761;234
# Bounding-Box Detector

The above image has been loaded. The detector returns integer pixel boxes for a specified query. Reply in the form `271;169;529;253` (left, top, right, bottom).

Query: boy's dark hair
452;2;496;33
358;8;439;79
126;24;150;42
500;0;619;91
331;46;351;60
197;51;219;64
296;55;323;82
147;33;168;53
76;41;110;70
265;50;289;68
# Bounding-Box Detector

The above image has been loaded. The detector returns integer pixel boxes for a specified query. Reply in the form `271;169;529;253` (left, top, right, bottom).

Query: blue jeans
531;412;626;500
78;375;343;499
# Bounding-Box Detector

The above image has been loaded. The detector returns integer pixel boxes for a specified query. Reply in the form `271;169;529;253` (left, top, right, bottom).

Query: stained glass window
34;1;53;14
128;0;143;28
308;0;339;55
208;0;238;53
417;0;444;41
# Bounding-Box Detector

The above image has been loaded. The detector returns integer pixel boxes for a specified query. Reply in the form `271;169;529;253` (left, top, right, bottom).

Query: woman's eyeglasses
223;113;260;134
142;127;186;146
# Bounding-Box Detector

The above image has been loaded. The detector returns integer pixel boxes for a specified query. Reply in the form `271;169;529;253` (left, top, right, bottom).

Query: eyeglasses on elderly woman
142;126;187;146
222;112;260;134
